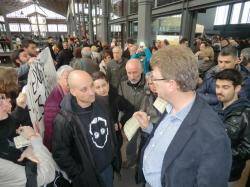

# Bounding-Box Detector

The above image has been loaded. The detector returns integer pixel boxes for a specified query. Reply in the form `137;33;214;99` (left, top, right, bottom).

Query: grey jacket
72;57;99;74
140;92;161;124
118;75;147;111
106;58;128;90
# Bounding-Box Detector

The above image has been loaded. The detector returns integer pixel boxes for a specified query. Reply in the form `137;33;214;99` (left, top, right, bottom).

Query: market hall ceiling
0;0;70;16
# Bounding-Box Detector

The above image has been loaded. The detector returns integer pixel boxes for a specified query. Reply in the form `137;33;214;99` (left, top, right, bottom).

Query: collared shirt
143;97;195;187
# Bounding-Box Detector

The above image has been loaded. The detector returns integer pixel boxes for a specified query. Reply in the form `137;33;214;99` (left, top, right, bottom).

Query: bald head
68;70;95;107
126;59;143;84
126;59;142;72
68;70;92;89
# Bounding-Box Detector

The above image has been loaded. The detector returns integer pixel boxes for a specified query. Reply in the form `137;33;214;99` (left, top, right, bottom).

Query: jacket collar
126;74;146;88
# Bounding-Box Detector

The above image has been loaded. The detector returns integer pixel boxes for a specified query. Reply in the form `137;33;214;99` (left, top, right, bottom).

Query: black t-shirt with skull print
75;103;113;172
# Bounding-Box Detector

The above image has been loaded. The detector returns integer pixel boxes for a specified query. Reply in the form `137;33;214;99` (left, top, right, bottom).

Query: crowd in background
0;33;250;187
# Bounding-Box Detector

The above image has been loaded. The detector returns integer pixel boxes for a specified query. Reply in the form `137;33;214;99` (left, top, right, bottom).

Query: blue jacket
130;48;152;74
139;95;232;187
197;65;250;106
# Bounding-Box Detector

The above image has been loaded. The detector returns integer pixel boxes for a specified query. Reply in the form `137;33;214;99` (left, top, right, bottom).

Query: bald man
52;70;118;187
118;59;147;168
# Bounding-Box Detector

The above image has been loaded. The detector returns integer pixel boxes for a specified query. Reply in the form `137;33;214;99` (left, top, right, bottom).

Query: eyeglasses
151;78;167;82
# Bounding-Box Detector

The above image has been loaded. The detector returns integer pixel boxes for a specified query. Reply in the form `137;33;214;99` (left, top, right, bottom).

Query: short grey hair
145;72;153;82
241;48;250;61
56;65;73;80
81;47;92;58
112;46;122;53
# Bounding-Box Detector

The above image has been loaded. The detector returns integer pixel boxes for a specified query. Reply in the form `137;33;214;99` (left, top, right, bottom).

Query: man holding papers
134;46;232;187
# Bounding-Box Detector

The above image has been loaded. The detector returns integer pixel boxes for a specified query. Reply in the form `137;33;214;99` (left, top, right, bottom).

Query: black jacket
52;95;118;187
57;49;73;68
216;98;250;181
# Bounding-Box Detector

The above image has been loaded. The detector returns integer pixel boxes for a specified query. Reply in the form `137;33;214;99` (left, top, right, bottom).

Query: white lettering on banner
27;47;57;137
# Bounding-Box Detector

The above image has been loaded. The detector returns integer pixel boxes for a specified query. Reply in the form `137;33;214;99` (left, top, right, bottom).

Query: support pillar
180;9;197;47
100;0;109;44
88;0;94;44
137;0;153;47
3;15;13;50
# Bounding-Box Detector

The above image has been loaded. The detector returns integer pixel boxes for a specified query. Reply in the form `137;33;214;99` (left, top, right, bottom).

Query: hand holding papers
14;135;30;149
124;117;140;141
124;111;150;141
153;97;168;114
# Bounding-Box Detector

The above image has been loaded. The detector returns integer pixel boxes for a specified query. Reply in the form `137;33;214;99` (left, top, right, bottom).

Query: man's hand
16;93;27;109
18;147;39;163
16;126;38;140
114;123;123;131
27;57;36;65
133;111;150;129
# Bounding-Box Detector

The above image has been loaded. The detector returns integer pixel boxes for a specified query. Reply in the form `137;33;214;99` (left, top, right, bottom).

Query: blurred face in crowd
127;43;134;50
48;38;54;45
19;51;30;64
129;45;138;56
104;55;111;64
63;42;69;49
69;71;95;107
182;41;189;47
112;47;122;61
126;59;142;84
216;79;240;105
24;43;37;57
93;78;110;96
52;44;60;54
58;70;72;93
218;55;238;70
155;40;162;49
0;94;12;115
147;78;157;94
199;43;206;50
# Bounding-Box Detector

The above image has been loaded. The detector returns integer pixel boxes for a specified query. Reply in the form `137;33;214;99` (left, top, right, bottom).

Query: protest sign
26;47;57;137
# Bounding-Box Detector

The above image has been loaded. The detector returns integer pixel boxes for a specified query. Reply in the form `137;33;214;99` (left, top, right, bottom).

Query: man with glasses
134;46;232;187
52;70;118;187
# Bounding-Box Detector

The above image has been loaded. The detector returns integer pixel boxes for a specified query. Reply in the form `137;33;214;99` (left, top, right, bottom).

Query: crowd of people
0;33;250;187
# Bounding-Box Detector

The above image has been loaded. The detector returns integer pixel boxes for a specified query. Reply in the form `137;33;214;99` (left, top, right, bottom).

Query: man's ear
235;85;241;94
16;59;21;65
235;57;240;64
70;88;77;97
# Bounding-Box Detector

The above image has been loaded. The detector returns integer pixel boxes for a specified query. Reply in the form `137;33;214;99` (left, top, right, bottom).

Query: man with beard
47;36;56;61
215;69;250;187
198;46;250;105
118;59;147;168
21;39;37;57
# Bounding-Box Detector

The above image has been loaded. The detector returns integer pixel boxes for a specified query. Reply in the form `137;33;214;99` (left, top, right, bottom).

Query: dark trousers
100;165;113;187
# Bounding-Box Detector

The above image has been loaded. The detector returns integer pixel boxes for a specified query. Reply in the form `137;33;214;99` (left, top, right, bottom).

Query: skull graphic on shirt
89;117;108;149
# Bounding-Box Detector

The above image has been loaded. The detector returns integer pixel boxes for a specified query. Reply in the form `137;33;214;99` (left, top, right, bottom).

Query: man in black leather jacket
215;69;250;186
52;70;118;187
